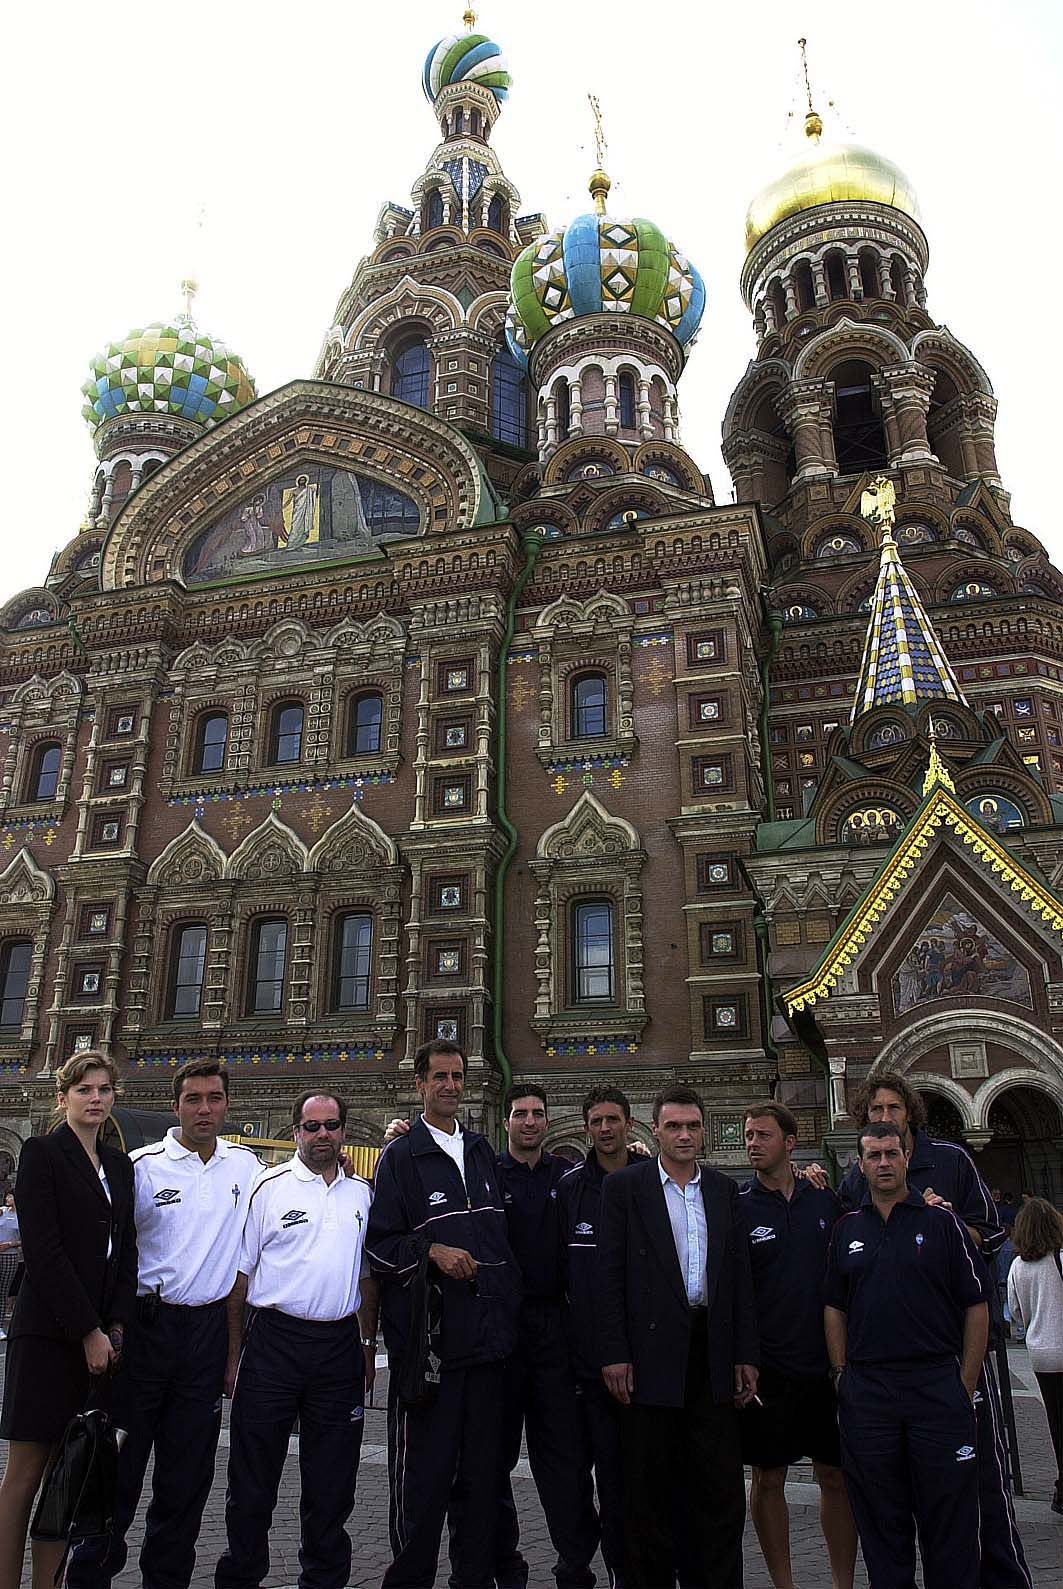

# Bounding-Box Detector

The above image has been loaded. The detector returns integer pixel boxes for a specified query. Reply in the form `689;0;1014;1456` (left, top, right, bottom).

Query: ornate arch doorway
980;1087;1062;1204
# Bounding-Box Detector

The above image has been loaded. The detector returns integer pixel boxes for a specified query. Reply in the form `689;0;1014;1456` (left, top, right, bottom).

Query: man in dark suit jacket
598;1086;758;1589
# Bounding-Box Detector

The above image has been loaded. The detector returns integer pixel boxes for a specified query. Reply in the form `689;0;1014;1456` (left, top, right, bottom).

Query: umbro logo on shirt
575;1222;594;1236
915;1234;925;1246
153;1189;182;1206
848;1240;865;1253
281;1209;309;1227
428;1191;447;1206
955;1445;976;1462
749;1225;777;1244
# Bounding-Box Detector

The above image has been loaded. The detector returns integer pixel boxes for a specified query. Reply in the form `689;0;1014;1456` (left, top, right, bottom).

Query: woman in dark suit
0;1051;136;1589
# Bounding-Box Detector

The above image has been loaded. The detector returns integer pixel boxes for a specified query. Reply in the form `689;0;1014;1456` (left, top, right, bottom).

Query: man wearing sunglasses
214;1091;378;1589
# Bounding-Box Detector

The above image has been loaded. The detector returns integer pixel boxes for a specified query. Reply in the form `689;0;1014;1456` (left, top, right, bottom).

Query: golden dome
745;112;921;255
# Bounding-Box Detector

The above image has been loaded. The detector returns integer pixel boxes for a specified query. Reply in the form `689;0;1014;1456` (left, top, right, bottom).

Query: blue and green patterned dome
507;211;706;369
422;30;511;106
81;320;256;435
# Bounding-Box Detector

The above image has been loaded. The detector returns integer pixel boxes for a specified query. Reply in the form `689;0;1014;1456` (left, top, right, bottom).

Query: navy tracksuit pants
384;1360;505;1589
974;1355;1032;1589
215;1309;365;1589
494;1301;599;1588
838;1361;980;1589
576;1379;624;1589
67;1299;227;1589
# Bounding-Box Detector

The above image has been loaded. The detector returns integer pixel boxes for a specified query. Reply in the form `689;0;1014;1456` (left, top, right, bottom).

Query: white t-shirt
422;1115;466;1184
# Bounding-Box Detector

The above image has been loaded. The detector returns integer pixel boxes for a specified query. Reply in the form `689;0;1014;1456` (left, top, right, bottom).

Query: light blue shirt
658;1159;708;1306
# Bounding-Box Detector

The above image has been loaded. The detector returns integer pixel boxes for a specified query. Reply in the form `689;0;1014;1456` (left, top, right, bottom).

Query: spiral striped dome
422;31;511;106
507;212;705;369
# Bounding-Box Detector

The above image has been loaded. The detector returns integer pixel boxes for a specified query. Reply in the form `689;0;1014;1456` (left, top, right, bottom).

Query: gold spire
588;93;611;215
797;38;824;140
463;8;476;29
923;718;956;796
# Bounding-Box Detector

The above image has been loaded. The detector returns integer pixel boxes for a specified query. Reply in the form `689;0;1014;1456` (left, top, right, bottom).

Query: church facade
1;19;1061;1192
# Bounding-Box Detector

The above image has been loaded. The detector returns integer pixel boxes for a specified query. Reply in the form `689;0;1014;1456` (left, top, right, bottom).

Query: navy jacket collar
859;1184;927;1213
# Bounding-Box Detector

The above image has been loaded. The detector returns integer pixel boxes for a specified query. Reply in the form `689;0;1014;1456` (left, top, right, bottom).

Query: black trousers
494;1301;599;1588
620;1327;744;1589
384;1360;504;1589
1034;1371;1063;1490
838;1360;980;1589
975;1355;1032;1588
577;1378;624;1589
215;1309;365;1589
67;1299;227;1589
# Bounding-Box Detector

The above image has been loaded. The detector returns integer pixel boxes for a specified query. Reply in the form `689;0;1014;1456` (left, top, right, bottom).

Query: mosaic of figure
893;892;1032;1013
184;465;419;583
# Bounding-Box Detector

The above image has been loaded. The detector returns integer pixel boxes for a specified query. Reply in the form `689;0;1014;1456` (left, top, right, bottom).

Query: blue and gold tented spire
850;526;967;722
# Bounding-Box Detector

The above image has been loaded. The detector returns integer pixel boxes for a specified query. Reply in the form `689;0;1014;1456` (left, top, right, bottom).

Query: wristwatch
830;1364;845;1383
361;1338;377;1349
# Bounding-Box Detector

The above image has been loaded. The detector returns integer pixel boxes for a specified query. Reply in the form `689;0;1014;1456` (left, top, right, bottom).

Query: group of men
63;1045;1032;1589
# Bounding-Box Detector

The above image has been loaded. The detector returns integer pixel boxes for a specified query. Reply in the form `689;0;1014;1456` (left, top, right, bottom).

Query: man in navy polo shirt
738;1103;856;1589
825;1121;990;1589
836;1070;1030;1589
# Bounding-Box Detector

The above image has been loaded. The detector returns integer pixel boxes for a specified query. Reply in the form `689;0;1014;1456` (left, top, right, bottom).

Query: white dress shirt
422;1116;466;1184
240;1157;372;1322
132;1128;263;1306
659;1159;708;1307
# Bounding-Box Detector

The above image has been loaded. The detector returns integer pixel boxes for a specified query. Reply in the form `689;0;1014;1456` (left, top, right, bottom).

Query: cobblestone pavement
10;1346;1061;1587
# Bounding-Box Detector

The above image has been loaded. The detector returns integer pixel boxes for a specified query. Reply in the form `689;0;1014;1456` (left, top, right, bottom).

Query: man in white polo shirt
214;1089;378;1589
68;1058;262;1589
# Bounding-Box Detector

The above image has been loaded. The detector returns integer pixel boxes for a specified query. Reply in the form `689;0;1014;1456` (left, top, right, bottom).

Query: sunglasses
298;1119;342;1133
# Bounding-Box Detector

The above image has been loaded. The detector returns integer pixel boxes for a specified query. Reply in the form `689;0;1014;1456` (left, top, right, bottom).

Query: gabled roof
784;774;1063;1014
851;529;967;721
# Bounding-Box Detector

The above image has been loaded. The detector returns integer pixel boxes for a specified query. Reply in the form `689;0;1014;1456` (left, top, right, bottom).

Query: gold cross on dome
589;94;608;173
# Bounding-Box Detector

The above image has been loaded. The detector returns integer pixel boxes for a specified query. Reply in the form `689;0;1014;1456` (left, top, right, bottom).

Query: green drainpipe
760;605;784;823
491;529;545;1125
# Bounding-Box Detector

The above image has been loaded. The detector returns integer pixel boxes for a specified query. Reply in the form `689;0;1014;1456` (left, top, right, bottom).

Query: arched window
824;250;848;301
332;913;373;1011
571;674;608;739
247;918;288;1014
491;345;529;447
858;248;880;300
572;900;615;1003
348;693;383;757
391;338;432;410
769;279;787;327
0;940;31;1030
831;360;888;472
453;108;465;134
618;372;637;430
487;193;505;233
890;256;908;304
269;702;304;766
470;109;482;136
167;924;208;1019
927;370;964;479
425;189;444;230
794;262;815;312
192;712;228;775
554;379;570;437
28;742;61;802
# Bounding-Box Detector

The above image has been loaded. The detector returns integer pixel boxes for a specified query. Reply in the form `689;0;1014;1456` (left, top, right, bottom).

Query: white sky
2;0;1060;605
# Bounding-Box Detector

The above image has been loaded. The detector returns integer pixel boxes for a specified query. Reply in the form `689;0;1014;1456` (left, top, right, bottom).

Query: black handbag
30;1404;119;1577
396;1249;444;1407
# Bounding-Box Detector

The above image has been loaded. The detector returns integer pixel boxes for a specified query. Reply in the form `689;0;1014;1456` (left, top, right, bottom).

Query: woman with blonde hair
0;1051;137;1588
1007;1195;1063;1515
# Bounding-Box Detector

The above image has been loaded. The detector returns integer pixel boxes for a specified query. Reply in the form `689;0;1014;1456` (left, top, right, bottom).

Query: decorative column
875;364;937;465
778;379;835;480
603;374;619;434
811;259;829;307
828;1056;850;1127
568;375;584;437
846;254;862;298
783;276;799;319
963;393;1002;485
637;377;653;440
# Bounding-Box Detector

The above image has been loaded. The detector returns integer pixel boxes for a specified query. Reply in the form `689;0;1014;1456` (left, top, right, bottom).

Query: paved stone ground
9;1346;1061;1587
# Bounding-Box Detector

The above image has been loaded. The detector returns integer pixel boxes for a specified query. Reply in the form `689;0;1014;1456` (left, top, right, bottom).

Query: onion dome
507;174;705;368
81;314;256;436
745;110;920;255
422;17;511;107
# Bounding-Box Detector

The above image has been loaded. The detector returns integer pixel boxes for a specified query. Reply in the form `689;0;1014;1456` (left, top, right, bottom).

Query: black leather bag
396;1250;444;1407
30;1406;118;1563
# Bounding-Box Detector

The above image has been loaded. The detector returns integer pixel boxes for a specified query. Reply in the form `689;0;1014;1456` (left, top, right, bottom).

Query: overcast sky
2;0;1060;606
